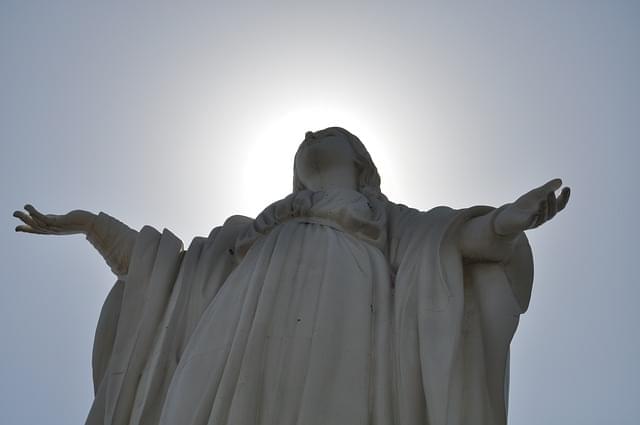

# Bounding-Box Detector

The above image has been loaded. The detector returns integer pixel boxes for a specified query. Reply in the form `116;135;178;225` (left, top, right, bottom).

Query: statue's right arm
13;205;137;276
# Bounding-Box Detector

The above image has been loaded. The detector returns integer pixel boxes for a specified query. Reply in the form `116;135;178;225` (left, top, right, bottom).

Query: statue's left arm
459;178;571;261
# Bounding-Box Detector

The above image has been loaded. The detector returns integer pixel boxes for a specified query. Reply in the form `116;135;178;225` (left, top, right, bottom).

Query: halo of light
240;103;389;215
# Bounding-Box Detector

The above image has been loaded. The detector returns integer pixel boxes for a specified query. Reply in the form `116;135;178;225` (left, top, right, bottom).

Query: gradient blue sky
1;1;638;424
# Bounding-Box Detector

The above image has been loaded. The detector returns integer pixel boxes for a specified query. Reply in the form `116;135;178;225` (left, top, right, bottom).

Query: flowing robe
85;189;533;425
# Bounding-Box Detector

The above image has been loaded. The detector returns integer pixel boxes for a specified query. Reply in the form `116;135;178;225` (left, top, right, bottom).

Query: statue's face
294;129;359;191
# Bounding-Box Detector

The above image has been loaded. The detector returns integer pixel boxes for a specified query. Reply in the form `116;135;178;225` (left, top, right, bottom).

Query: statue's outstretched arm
459;178;570;261
13;205;137;276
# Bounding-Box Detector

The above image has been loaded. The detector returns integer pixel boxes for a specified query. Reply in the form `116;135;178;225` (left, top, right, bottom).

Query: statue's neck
301;164;359;192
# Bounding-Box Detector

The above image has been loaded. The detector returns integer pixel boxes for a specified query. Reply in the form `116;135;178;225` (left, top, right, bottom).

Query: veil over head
292;127;386;200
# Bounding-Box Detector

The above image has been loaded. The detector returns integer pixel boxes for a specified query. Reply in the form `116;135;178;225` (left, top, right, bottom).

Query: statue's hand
494;178;570;236
13;205;97;235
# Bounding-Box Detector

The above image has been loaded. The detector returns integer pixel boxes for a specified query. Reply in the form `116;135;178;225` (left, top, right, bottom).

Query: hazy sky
1;1;639;424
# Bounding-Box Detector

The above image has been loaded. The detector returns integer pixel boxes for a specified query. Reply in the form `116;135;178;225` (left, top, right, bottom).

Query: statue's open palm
494;178;571;236
13;205;95;235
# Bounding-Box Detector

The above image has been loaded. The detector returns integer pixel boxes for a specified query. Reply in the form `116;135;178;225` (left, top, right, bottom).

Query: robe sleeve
459;205;522;263
86;212;138;277
387;202;533;425
87;215;253;425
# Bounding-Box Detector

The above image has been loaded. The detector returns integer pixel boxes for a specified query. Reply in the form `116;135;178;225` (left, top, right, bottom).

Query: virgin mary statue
14;127;569;425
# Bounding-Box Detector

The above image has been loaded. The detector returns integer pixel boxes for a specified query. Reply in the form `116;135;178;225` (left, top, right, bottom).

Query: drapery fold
391;204;532;425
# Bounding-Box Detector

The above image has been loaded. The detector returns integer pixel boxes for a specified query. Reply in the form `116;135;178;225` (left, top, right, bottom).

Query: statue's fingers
546;191;558;220
15;224;48;234
534;178;562;197
557;187;571;212
24;204;54;226
13;210;42;229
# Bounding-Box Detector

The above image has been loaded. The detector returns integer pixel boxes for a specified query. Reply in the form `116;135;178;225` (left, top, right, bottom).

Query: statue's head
293;127;383;197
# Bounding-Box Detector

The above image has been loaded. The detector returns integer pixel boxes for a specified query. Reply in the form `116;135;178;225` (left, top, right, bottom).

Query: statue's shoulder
196;214;253;252
385;200;456;223
202;215;252;238
223;215;254;227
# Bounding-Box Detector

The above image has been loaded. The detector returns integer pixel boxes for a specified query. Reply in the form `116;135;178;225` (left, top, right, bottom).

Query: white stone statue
14;127;570;425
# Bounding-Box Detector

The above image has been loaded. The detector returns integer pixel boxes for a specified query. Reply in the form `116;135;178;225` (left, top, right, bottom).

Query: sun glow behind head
240;103;394;217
